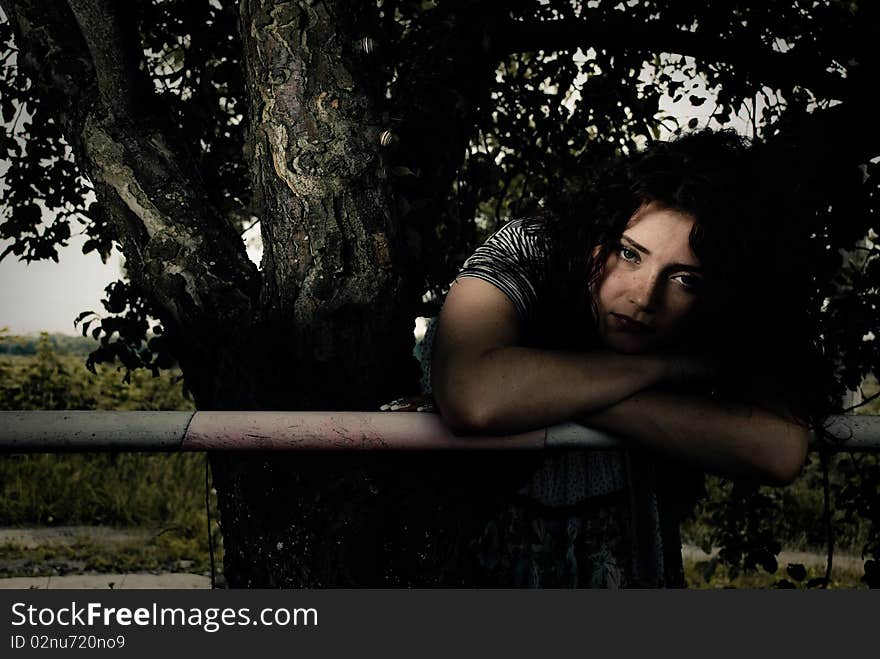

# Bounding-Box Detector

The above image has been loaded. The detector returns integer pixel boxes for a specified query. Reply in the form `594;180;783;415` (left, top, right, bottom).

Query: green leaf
760;553;778;574
786;563;807;582
13;203;42;228
1;96;15;124
696;558;718;582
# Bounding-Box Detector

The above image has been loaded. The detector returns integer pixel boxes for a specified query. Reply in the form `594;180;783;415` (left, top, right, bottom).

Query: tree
1;0;878;586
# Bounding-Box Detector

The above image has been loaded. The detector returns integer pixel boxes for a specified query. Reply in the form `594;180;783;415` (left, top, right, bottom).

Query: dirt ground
0;526;211;589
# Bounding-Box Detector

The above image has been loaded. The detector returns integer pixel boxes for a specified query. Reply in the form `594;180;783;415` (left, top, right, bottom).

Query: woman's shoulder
477;217;549;259
462;217;549;270
489;216;548;238
452;217;551;326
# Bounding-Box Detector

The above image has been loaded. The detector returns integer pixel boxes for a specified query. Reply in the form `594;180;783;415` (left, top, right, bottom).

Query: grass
0;453;223;581
683;555;867;589
0;533;216;579
0;453;207;526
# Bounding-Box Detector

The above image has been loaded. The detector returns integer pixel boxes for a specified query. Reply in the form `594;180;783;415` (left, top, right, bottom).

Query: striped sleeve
454;219;545;323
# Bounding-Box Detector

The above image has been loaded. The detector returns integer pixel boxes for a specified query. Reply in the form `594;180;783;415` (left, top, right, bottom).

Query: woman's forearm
583;390;810;485
433;346;667;434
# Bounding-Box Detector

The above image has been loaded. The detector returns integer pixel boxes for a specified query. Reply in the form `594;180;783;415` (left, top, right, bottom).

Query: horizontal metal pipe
820;415;880;453
0;411;194;451
0;411;877;452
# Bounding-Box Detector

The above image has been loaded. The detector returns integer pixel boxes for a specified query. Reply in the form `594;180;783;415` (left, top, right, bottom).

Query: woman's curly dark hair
532;128;833;426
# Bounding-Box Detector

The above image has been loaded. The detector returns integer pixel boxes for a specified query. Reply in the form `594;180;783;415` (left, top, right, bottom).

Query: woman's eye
619;246;639;262
671;273;703;292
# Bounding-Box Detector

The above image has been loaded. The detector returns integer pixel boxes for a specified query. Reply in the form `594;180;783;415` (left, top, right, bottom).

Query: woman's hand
378;395;436;413
583;388;810;486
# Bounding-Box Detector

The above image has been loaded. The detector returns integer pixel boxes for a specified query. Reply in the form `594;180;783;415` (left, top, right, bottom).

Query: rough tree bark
212;0;426;586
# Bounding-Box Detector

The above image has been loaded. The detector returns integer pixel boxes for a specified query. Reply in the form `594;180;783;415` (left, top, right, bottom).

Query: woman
428;129;822;587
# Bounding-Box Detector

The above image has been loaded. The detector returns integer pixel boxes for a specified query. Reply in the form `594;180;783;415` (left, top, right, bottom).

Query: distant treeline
0;332;98;357
0;332;192;411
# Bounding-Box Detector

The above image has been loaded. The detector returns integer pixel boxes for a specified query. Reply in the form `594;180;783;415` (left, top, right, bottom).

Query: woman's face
593;201;704;354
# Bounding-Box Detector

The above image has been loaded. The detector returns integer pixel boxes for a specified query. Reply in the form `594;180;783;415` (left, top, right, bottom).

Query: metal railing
1;411;878;452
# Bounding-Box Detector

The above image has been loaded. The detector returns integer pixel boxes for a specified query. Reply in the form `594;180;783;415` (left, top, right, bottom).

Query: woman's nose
630;272;661;311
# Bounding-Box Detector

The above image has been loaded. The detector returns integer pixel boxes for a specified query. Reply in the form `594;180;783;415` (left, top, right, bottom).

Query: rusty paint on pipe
183;411;547;450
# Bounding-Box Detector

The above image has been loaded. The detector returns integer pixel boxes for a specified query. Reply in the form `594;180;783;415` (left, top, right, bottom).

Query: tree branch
67;0;144;116
494;15;849;100
387;3;500;286
1;0;259;399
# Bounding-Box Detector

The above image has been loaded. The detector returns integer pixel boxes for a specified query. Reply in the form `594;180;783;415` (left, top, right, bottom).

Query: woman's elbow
763;425;810;486
434;389;498;436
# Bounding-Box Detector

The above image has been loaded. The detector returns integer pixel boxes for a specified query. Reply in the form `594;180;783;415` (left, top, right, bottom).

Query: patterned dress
417;218;704;588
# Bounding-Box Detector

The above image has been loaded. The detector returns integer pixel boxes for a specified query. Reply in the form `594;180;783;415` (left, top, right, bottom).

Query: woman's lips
609;312;654;333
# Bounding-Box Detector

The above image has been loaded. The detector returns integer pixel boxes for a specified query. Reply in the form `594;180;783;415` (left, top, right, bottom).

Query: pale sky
0;236;124;335
0;227;263;335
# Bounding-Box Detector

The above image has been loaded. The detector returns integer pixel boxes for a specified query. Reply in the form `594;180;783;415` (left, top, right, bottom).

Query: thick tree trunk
241;0;420;409
209;0;427;587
